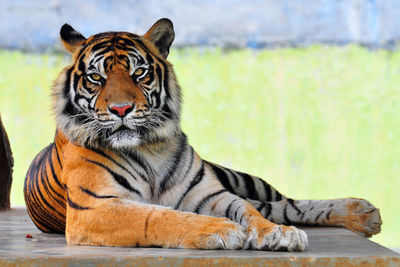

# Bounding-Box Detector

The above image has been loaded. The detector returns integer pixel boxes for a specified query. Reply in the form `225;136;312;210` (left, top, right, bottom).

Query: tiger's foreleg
66;197;247;249
63;153;247;250
175;167;308;251
247;198;382;237
189;191;308;251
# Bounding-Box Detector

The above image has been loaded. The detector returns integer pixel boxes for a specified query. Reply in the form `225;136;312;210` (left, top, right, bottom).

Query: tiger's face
53;19;181;149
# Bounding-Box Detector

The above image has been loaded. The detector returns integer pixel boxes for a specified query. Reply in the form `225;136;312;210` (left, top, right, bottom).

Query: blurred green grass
0;46;399;248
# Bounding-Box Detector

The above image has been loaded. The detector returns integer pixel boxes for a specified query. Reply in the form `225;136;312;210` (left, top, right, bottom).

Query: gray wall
1;0;400;50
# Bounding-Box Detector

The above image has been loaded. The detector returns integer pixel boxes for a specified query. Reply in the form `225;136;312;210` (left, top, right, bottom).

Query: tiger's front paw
246;223;308;251
180;217;247;250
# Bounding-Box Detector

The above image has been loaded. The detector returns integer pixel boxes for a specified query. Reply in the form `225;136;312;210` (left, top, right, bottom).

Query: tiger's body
24;19;381;251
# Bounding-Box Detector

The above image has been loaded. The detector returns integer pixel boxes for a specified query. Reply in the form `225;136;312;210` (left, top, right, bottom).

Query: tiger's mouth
105;124;147;139
108;125;135;137
112;124;131;133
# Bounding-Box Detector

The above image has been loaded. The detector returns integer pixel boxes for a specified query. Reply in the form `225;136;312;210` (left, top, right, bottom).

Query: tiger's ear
60;24;87;54
143;18;175;58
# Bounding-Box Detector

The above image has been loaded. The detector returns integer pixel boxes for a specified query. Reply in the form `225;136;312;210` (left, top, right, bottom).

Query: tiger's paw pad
342;198;382;237
246;225;308;251
183;219;247;250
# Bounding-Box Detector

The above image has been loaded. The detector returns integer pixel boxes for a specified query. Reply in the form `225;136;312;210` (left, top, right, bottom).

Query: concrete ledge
2;0;400;50
1;208;399;266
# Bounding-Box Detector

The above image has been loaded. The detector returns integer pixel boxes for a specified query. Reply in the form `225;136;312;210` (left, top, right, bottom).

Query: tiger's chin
106;130;143;149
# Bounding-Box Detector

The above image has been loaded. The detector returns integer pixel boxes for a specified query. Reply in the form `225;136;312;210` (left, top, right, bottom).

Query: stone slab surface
0;208;399;266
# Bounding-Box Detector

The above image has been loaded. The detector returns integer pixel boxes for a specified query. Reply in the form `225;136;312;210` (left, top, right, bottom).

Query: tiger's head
53;18;181;149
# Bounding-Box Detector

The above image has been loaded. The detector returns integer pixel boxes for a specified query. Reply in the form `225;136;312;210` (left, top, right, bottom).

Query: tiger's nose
109;104;133;117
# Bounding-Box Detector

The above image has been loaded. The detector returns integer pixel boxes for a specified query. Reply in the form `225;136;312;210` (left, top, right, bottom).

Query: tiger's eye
134;68;144;76
90;73;102;81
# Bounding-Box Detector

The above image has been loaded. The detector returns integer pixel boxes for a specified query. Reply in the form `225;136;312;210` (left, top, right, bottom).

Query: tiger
24;18;381;251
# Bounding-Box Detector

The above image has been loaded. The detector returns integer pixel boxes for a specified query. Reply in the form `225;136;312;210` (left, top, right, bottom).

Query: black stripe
91;148;138;181
146;53;154;64
119;36;139;48
300;210;307;221
326;209;332;220
128;52;140;62
63;99;79;117
315;211;324;222
261;180;272;202
103;55;114;72
144;209;155;239
224;168;239;187
206;163;235;193
161;62;170;99
225;199;240;219
98;45;115;57
81;80;95;95
63;67;72;98
119;153;147;180
264;202;272;218
143;68;155;86
160;103;173;120
174;162;204;209
78;56;86;73
239;213;245;225
48;147;65;190
181;146;195;179
159;135;186;193
283;203;292;224
54;143;62;169
127;151;151;176
237;171;258;199
80;187;117;199
67;193;91;210
75;42;94;64
287;198;302;215
233;206;241;221
194;189;228;214
42;156;66;208
156;65;163;90
89;54;104;66
91;40;112;52
256;203;264;212
260;202;272;218
135;38;165;63
73;73;80;92
84;158;142;196
275;191;283;201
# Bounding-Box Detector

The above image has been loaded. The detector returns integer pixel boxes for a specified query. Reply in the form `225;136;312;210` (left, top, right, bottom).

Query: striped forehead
81;35;152;74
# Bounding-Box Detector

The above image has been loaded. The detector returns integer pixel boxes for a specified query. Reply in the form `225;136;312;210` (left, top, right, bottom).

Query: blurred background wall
1;0;400;50
0;0;399;251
